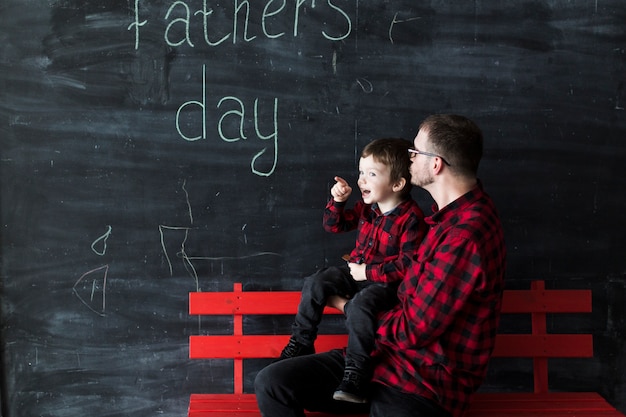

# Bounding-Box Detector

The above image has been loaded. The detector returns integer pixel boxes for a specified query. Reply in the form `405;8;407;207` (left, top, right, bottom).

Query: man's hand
348;262;367;281
327;295;350;314
330;176;352;203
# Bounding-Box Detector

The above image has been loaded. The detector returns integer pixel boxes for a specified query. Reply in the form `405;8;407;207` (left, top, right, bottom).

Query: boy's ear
392;177;407;193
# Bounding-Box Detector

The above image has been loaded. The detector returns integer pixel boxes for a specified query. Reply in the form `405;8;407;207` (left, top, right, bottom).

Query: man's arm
376;236;485;349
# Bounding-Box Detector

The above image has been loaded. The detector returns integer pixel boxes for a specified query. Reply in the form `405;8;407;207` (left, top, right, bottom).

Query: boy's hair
419;114;483;177
361;138;413;198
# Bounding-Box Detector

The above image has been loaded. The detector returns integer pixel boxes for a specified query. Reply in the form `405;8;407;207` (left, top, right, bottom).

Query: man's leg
255;349;369;417
369;383;451;417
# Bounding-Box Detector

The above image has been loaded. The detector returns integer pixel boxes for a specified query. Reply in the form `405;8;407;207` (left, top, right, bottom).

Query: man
254;114;506;417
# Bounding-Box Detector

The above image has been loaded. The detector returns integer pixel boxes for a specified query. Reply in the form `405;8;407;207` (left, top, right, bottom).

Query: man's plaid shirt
372;182;506;417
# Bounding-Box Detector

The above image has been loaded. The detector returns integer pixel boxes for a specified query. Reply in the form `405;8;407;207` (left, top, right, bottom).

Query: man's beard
411;166;434;188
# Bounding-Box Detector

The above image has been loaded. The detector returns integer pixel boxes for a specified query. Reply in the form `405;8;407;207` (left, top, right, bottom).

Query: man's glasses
408;148;451;166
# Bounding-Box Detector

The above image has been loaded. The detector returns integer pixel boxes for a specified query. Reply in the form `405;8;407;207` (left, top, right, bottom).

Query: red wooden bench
187;280;624;417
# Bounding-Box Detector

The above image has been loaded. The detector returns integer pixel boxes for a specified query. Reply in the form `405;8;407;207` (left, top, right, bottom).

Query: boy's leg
334;284;398;403
254;349;370;417
288;266;355;349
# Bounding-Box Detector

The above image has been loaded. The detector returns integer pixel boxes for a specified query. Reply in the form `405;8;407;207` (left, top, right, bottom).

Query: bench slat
189;392;624;416
189;291;340;315
190;392;611;405
190;288;592;316
189;334;347;358
189;333;592;359
491;334;593;357
501;289;591;313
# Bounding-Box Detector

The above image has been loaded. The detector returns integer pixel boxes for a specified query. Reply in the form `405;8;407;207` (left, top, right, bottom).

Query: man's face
410;129;435;188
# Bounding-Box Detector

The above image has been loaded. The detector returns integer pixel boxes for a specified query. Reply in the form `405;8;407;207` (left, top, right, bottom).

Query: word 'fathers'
129;0;353;177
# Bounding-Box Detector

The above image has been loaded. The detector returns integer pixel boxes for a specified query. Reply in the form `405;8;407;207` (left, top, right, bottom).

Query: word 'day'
176;65;279;177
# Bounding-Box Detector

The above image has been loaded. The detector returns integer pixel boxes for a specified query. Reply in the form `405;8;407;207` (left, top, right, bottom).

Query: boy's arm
323;198;363;233
323;176;361;233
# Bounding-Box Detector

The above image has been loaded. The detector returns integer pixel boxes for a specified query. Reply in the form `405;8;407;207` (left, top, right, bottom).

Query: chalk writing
176;65;279;177
127;0;147;50
126;1;356;177
130;0;352;50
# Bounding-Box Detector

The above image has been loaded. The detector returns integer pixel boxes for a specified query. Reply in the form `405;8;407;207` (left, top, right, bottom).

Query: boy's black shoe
278;337;314;361
332;368;369;404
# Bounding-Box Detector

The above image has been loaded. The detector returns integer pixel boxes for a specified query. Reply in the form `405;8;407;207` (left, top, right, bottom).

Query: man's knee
346;289;376;315
254;363;275;397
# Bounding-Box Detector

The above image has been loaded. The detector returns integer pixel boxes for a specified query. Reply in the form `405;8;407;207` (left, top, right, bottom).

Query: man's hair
361;138;413;197
419;114;483;177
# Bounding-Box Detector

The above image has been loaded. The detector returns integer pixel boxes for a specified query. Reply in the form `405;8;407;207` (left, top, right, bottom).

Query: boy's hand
330;176;352;202
348;262;367;281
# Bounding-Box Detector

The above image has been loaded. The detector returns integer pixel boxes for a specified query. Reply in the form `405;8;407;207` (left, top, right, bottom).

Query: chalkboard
1;1;625;416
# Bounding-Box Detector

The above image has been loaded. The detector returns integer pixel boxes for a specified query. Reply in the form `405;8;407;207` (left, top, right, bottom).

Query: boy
278;138;427;403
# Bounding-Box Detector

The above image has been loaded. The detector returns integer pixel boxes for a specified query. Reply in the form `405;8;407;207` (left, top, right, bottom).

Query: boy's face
357;155;398;206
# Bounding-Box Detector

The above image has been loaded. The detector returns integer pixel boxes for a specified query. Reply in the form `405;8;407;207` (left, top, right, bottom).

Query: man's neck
430;177;477;209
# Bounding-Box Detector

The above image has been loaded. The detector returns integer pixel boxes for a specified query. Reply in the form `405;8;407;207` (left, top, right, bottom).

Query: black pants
292;265;399;370
254;349;451;417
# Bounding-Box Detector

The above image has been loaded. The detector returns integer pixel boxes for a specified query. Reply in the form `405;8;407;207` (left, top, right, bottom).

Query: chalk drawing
388;12;421;44
159;179;281;290
91;225;112;256
73;265;108;316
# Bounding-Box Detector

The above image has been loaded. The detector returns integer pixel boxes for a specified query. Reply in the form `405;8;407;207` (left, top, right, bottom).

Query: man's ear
392;177;407;193
432;157;444;175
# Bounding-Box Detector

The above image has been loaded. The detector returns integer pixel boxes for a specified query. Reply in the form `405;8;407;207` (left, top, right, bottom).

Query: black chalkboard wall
1;1;625;416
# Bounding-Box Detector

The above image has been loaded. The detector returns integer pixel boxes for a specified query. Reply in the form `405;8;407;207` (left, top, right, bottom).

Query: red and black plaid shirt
372;182;506;417
323;198;427;283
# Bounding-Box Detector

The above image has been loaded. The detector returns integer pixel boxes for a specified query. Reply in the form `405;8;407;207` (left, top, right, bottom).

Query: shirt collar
425;180;484;226
373;198;412;217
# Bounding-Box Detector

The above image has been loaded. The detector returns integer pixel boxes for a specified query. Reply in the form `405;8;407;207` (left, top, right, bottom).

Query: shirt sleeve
376;234;486;350
323;198;361;233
